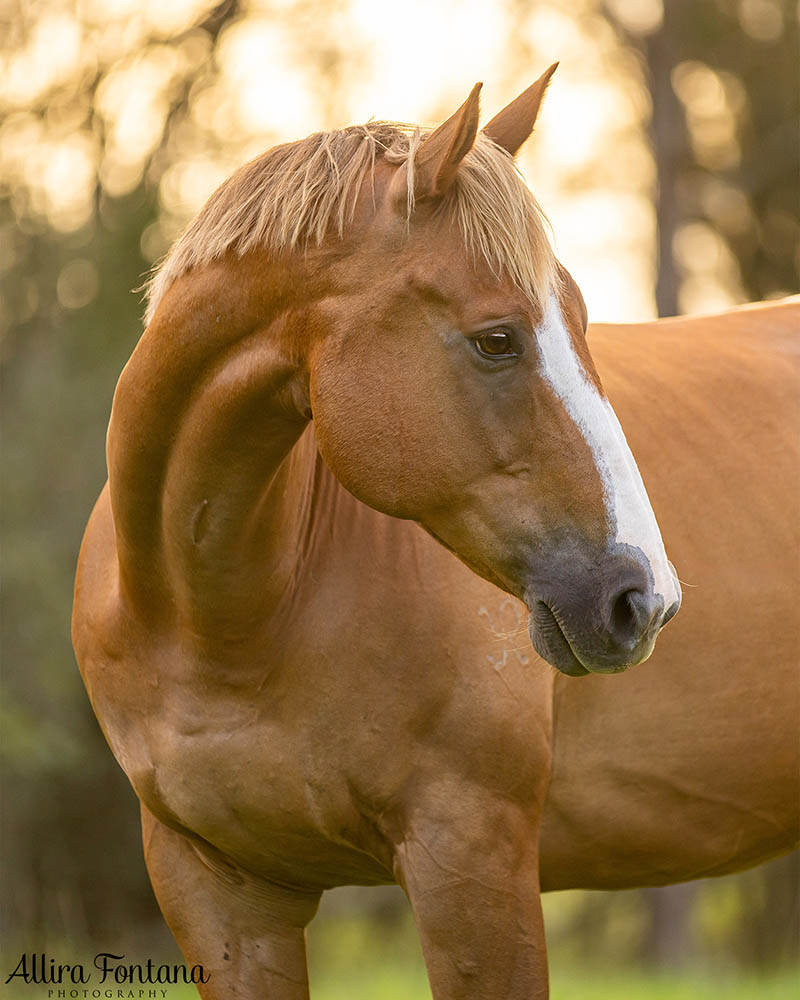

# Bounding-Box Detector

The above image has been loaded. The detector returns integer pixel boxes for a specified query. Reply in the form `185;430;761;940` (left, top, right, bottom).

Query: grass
3;899;796;1000
309;964;800;1000
2;963;796;999
11;968;788;999
548;970;799;1000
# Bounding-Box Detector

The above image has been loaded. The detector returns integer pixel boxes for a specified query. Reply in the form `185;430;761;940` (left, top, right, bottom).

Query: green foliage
307;902;800;997
4;973;798;1000
1;187;161;942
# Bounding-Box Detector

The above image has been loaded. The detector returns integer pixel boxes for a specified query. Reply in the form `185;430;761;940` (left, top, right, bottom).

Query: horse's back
540;299;800;890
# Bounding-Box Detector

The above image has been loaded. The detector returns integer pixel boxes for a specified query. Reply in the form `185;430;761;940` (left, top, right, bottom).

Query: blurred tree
2;187;163;944
604;0;799;314
731;852;799;968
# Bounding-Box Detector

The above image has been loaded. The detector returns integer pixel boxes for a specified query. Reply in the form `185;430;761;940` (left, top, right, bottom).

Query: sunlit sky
3;0;781;322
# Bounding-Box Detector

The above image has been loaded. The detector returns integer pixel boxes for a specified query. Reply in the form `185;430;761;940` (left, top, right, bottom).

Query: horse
72;66;799;999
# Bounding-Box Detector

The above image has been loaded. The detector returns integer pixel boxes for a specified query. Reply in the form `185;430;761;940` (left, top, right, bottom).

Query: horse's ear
482;63;558;156
390;82;482;206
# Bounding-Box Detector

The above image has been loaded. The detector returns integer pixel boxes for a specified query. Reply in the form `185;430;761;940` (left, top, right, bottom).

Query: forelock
144;123;556;323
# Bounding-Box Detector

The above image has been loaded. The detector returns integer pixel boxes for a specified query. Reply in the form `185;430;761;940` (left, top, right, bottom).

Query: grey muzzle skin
526;542;682;677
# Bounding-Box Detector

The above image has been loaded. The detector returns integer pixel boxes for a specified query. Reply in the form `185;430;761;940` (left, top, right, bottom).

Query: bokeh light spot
57;259;100;310
738;0;784;42
604;0;664;35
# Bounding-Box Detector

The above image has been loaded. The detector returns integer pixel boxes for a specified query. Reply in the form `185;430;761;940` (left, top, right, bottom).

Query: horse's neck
107;260;316;636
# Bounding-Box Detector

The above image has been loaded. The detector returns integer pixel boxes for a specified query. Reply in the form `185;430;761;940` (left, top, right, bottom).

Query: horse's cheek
308;340;448;518
310;365;411;517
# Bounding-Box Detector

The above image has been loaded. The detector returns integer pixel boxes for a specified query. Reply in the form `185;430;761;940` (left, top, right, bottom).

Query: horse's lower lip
529;602;644;676
528;602;590;677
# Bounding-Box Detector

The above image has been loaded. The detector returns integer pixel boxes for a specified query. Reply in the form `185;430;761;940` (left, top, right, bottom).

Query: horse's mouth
529;598;668;677
528;602;591;677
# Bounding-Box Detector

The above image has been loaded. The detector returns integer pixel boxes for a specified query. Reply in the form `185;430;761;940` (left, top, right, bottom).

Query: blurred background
1;0;798;997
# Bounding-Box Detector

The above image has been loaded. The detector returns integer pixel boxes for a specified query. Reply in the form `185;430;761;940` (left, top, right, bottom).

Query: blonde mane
144;122;556;324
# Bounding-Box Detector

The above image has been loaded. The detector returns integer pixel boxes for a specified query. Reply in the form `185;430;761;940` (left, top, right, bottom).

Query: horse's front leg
141;805;322;1000
396;786;548;1000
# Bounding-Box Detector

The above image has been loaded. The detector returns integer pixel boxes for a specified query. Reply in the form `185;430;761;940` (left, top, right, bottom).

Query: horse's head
308;67;681;675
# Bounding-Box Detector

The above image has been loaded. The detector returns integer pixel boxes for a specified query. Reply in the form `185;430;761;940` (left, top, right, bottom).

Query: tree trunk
644;10;689;318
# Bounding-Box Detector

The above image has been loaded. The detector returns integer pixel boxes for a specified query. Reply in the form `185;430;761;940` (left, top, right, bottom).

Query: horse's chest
107;606;554;881
138;705;346;868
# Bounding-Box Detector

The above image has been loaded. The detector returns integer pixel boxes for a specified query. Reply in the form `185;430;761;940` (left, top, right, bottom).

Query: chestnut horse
73;68;798;999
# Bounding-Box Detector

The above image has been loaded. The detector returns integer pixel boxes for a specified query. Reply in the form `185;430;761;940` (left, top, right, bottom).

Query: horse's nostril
611;589;638;640
662;598;681;627
608;587;656;650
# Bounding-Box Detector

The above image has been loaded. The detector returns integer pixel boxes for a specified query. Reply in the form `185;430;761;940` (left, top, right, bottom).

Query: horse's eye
475;329;516;358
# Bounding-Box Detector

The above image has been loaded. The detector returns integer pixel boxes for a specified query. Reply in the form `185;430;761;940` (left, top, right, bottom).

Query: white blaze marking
537;293;679;605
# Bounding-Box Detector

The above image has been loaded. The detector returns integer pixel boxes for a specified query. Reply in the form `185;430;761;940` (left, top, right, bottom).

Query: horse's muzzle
526;555;681;676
